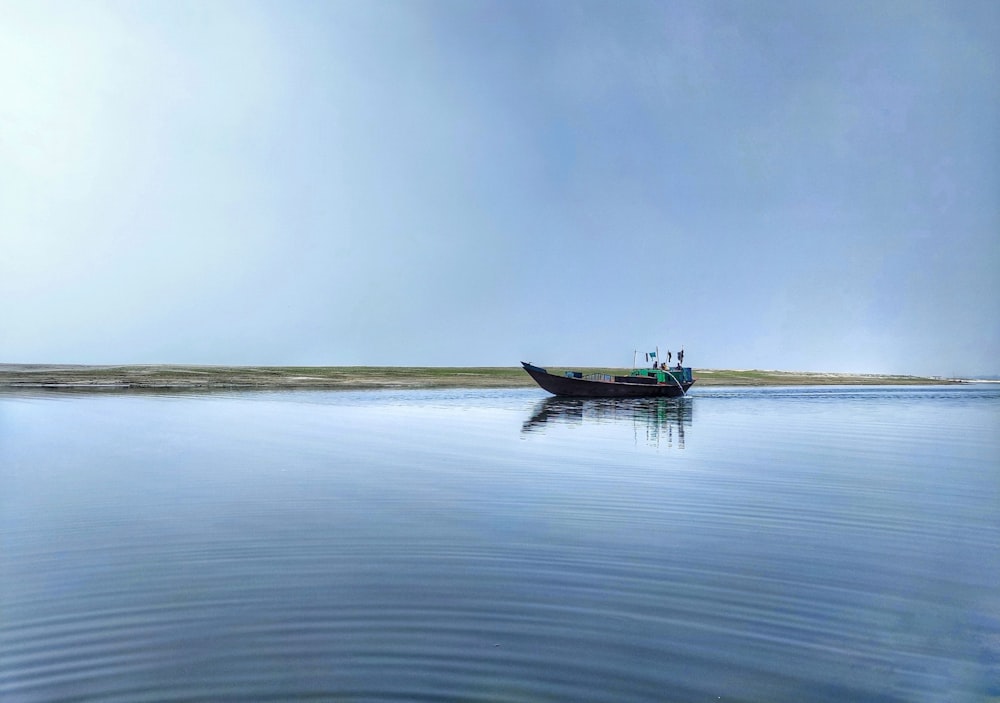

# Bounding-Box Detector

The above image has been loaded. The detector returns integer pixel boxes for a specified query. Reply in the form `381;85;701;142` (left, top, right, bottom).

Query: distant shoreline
0;365;962;391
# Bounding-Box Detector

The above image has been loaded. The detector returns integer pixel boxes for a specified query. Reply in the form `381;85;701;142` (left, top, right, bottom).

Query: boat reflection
522;396;693;448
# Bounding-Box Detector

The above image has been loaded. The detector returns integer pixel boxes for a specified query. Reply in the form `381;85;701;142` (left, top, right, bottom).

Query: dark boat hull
521;362;694;398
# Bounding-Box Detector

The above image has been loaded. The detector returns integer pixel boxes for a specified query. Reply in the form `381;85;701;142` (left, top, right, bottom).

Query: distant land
0;365;962;391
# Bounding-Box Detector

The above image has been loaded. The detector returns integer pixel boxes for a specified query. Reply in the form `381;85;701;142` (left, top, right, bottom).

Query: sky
1;0;997;376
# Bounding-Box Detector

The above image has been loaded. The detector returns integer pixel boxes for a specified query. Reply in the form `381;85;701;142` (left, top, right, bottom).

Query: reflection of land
522;396;693;448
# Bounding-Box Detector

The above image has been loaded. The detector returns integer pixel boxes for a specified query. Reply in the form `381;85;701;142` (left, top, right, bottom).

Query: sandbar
0;364;959;391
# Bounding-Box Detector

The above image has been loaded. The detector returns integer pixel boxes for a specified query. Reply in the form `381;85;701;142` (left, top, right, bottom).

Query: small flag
649;351;657;358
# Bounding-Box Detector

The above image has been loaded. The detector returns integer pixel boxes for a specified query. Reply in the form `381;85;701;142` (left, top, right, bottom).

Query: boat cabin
628;368;693;384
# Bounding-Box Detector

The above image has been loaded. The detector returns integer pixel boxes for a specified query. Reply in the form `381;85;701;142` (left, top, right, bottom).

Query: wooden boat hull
521;362;694;398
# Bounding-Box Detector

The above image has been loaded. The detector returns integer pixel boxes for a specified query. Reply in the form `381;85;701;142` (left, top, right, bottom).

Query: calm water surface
1;386;998;702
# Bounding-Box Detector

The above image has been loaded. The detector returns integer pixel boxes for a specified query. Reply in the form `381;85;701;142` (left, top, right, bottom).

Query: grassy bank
0;364;957;391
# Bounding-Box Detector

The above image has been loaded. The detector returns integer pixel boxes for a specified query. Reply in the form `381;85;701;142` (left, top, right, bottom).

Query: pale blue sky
1;0;997;376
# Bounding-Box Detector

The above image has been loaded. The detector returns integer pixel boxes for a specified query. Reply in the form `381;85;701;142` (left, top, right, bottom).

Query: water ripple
2;386;997;701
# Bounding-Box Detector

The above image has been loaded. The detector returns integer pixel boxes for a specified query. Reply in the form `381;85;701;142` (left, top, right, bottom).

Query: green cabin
629;367;693;384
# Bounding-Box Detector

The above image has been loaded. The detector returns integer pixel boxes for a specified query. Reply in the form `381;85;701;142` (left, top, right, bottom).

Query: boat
521;361;695;398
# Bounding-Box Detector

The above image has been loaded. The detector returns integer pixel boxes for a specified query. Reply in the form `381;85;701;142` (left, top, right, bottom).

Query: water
1;385;998;702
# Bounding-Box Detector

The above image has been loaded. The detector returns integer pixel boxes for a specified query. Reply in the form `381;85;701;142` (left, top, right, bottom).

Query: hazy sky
2;0;997;375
